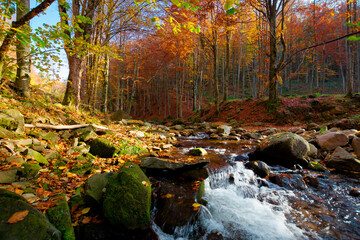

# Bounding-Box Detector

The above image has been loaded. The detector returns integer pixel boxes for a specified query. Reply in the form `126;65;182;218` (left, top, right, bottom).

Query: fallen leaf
14;188;24;195
8;210;29;223
141;181;150;187
82;216;92;224
81;207;91;214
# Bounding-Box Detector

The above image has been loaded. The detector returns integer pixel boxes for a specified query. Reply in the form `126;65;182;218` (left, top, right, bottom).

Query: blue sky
30;0;69;81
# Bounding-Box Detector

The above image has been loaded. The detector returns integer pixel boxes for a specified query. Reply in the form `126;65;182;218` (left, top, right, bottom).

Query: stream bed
154;134;360;240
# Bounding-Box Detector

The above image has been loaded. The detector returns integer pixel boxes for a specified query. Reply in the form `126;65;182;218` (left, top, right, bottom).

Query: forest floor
185;94;360;128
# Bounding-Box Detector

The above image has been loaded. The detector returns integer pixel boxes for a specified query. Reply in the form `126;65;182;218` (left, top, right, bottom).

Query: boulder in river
351;136;360;159
0;189;61;240
103;162;151;230
254;132;310;168
326;146;360;172
316;132;348;151
140;157;210;180
189;148;207;156
217;125;232;136
269;173;307;190
245;161;271;178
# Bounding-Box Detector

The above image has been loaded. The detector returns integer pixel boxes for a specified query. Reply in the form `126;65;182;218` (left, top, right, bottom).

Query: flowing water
154;134;360;240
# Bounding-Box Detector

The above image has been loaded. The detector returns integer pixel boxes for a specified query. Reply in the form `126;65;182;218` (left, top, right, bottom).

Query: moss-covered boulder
0;189;61;240
46;194;75;240
103;162;151;230
43;132;61;144
90;138;119;158
117;140;148;155
24;148;49;165
0;126;16;139
0;109;25;134
22;163;41;179
189;148;208;156
254;132;310;168
0;169;17;183
84;172;113;205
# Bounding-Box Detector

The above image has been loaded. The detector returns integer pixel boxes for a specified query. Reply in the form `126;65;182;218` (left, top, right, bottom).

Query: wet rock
234;154;249;162
217;125;231;137
141;157;210;180
0;109;25;134
326;147;360;172
245;161;270;178
307;123;321;131
153;179;203;234
342;129;358;136
316;132;348;151
303;175;319;188
0;189;61;240
90;138;118;158
307;143;318;158
229;174;235;184
46;194;75;240
351;137;360;159
269;173;307;190
0;126;16;139
84;172;113;205
189;148;208;156
23;148;49;165
255;132;310;168
243;132;261;139
0;169;17;183
349;188;360;197
103;162;151;230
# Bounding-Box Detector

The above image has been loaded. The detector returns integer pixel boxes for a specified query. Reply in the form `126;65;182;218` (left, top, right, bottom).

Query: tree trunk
15;0;31;98
268;11;277;104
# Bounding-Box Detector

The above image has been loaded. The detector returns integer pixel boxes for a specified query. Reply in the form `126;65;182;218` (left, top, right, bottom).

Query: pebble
349;188;360;197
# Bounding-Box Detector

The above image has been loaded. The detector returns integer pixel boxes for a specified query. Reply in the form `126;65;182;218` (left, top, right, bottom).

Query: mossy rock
84;172;114;205
24;148;49;165
43;132;60;144
118;142;148;155
46;194;75;240
0;126;16;139
22;163;41;179
308;161;326;172
189;148;208;156
103;162;151;230
0;109;25;133
70;187;84;208
90;138;119;158
70;159;93;176
0;189;61;240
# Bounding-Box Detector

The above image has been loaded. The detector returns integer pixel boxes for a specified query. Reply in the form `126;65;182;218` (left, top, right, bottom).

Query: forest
1;0;360;121
1;1;360;240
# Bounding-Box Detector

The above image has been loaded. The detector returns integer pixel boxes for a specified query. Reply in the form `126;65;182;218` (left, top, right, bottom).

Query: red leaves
8;210;29;224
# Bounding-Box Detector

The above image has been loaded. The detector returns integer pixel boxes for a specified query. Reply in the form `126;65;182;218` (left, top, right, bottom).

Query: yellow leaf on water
8;210;29;223
192;203;201;208
81;208;90;214
166;194;175;198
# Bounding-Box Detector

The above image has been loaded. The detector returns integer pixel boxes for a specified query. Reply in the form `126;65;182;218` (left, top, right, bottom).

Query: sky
30;0;69;81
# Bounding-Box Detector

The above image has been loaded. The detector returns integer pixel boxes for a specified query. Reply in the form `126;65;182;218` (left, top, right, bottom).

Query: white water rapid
155;161;310;240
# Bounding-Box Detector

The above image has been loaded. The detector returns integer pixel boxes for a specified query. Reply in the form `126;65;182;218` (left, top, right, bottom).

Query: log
24;123;111;131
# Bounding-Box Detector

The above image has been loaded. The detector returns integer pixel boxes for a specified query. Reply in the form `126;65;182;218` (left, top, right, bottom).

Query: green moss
308;161;326;172
0;193;61;240
46;194;75;240
25;148;49;165
22;163;41;178
70;160;93;176
0;118;17;130
196;181;205;202
0;188;27;202
90;138;119;158
103;162;151;230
